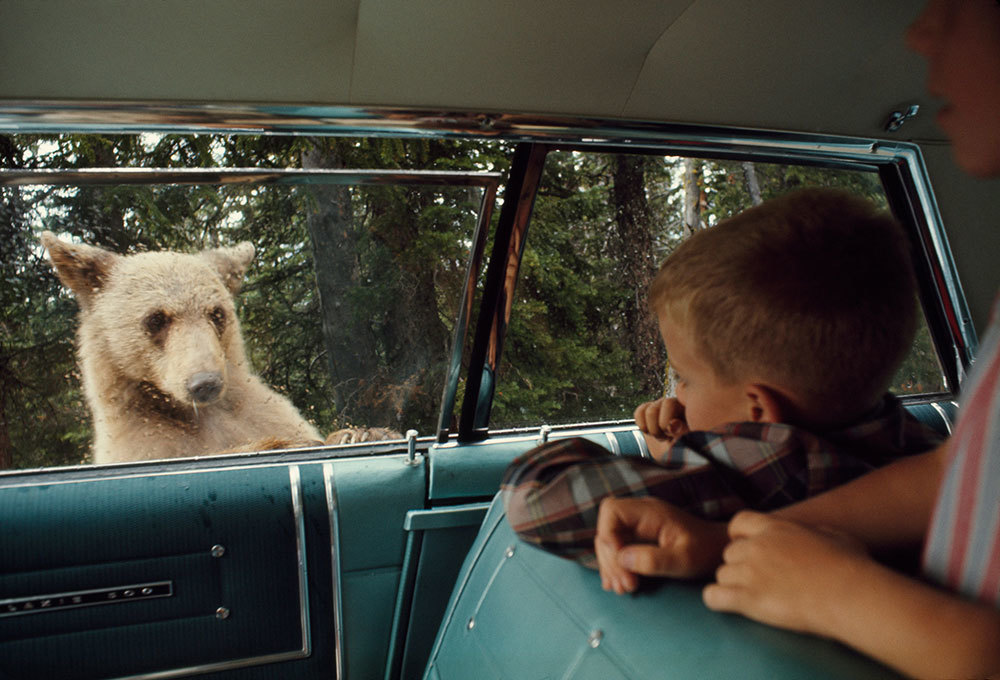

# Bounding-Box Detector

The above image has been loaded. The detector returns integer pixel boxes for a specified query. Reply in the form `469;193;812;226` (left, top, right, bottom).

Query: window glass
492;151;946;429
2;134;502;468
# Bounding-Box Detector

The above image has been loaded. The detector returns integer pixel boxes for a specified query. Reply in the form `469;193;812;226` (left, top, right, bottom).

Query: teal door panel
0;466;309;679
326;454;428;679
0;452;429;680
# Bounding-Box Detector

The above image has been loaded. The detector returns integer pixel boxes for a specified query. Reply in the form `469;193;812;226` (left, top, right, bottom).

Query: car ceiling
0;0;939;142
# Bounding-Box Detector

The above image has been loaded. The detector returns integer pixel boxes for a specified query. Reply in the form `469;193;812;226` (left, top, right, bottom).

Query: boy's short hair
649;187;918;425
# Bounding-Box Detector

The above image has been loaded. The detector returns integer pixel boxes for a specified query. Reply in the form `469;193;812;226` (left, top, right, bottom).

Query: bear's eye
144;310;170;336
209;306;227;333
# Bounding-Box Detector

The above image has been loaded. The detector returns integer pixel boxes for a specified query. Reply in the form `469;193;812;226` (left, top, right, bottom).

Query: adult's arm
704;509;1000;679
774;440;948;550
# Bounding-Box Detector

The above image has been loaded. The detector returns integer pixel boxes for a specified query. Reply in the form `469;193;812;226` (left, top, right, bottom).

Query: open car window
491;150;947;430
1;135;953;468
2;134;502;468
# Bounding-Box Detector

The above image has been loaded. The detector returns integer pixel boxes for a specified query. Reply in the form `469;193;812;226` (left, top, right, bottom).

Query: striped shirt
924;308;1000;606
502;394;942;565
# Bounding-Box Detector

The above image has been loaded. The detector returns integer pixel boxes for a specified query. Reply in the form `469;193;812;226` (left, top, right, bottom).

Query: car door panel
0;466;309;679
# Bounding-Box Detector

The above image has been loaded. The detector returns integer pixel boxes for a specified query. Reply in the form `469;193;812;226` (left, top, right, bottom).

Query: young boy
525;3;1000;677
501;187;943;568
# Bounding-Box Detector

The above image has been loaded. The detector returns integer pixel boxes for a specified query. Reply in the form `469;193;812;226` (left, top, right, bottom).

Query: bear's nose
187;372;223;404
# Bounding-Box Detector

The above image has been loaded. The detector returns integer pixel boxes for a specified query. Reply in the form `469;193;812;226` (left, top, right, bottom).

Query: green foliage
1;136;948;467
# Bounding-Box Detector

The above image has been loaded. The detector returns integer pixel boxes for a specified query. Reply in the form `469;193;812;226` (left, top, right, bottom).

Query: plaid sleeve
500;403;934;566
500;437;748;565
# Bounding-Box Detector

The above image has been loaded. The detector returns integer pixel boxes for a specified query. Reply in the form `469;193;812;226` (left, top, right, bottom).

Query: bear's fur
41;232;323;464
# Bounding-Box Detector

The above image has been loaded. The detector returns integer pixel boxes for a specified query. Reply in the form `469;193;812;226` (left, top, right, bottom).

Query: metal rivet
123;590;135;597
588;629;603;648
216;607;230;620
467;618;475;630
505;545;515;558
211;544;226;558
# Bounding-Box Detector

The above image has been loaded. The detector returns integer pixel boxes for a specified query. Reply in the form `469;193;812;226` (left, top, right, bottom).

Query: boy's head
649;188;918;429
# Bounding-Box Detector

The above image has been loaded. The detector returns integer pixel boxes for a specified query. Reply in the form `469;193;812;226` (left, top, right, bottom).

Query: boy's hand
594;496;728;594
703;511;869;636
634;397;690;458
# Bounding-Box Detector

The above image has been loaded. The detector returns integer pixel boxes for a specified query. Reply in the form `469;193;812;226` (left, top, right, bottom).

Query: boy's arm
594;440;948;582
595;496;729;593
704;510;1000;679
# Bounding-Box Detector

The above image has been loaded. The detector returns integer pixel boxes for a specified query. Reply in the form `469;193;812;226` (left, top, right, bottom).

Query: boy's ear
201;242;255;294
40;231;119;305
744;384;786;424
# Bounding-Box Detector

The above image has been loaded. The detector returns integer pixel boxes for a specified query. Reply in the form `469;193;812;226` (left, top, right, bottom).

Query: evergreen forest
0;134;944;469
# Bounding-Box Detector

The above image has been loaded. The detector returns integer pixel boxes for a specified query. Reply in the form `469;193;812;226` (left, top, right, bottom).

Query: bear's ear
40;231;119;304
201;242;255;294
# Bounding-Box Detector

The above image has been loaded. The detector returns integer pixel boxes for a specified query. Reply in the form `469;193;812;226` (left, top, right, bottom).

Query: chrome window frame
0;101;973;438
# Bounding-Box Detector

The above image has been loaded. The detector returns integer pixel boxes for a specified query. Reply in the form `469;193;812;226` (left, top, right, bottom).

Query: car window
491;151;947;430
2;134;503;468
1;137;950;468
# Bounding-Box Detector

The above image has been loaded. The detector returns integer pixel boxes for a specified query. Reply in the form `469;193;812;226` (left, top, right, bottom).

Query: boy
686;3;1000;677
501;188;942;568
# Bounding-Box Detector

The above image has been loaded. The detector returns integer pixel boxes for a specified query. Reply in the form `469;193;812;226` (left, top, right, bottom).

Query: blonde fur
42;232;322;464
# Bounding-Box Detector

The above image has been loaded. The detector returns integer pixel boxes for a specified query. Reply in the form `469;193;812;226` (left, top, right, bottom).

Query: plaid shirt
501;394;942;564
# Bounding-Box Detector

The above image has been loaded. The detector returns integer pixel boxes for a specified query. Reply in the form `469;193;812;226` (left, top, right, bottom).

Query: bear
41;232;324;464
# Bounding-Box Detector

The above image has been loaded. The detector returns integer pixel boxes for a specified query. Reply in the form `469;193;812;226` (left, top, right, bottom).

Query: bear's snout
187;371;224;404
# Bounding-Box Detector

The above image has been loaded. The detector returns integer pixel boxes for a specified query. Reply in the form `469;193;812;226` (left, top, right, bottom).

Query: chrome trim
632;430;650;459
929;402;954;435
1;581;173;618
436;182;498;440
604;432;621;456
0;167;502;188
323;462;347;680
431;424;647;450
288;465;312;659
0;453;413;488
897;145;978;369
462;143;548;436
0;101;946;157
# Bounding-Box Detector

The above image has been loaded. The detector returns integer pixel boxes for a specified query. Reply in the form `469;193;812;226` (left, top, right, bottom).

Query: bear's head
41;232;256;409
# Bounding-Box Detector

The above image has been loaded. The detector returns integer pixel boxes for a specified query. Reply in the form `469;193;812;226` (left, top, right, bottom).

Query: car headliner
1;0;938;141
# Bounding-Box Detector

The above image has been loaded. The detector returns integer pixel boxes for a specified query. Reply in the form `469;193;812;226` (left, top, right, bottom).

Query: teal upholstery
425;495;903;680
0;467;307;679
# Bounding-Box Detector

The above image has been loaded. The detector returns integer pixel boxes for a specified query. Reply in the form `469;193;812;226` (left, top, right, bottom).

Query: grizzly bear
41;232;324;464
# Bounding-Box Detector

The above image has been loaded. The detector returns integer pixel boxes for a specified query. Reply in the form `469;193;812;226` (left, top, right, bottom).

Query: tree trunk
682;158;704;236
611;155;665;396
368;187;451;433
301;139;378;425
0;135;20;468
742;161;763;205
